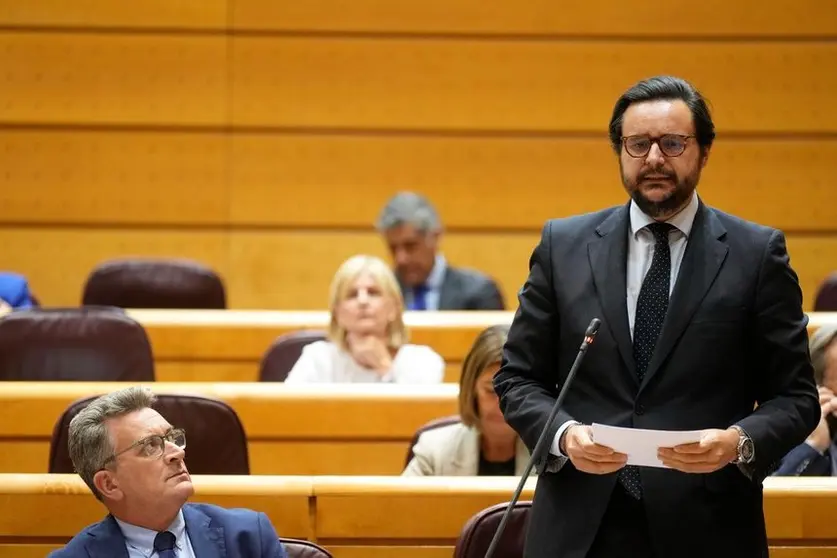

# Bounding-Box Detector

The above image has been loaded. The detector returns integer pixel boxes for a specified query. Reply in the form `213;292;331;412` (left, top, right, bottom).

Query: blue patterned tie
154;531;177;558
618;222;673;499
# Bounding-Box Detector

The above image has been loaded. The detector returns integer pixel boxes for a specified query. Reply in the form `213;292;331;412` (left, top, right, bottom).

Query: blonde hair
328;255;407;351
458;324;510;428
811;325;837;386
69;386;156;501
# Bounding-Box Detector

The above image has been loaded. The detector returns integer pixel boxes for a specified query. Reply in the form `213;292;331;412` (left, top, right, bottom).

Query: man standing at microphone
494;75;819;558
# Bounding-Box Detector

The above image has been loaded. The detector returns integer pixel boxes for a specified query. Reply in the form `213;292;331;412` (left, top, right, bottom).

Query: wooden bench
131;310;837;383
1;475;836;558
130;309;513;383
0;383;458;475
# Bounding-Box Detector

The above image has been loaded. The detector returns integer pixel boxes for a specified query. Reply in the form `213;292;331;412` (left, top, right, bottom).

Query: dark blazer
438;266;505;310
774;441;835;476
48;503;289;558
494;200;819;558
0;272;35;309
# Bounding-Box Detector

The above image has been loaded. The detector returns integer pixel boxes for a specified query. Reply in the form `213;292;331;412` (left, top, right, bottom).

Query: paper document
590;423;704;468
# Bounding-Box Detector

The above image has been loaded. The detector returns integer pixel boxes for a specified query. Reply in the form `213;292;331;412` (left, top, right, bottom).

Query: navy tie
410;284;428;311
154;531;177;558
618;222;674;500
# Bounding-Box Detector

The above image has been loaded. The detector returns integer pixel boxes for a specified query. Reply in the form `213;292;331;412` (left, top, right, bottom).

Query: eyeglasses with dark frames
101;428;186;467
621;134;695;158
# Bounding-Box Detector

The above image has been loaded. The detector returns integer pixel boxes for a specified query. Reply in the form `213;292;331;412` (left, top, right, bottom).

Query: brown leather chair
259;330;327;382
49;393;249;474
280;539;333;557
404;415;462;467
82;258;226;309
453;501;531;558
814;273;837;311
0;307;154;381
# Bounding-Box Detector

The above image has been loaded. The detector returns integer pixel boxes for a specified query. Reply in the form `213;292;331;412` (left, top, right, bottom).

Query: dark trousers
587;483;655;558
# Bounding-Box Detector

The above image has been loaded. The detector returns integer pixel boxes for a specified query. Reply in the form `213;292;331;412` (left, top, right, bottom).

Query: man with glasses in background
49;386;288;557
495;75;818;557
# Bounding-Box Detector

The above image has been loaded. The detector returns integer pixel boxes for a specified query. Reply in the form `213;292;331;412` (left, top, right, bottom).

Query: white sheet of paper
590;423;704;468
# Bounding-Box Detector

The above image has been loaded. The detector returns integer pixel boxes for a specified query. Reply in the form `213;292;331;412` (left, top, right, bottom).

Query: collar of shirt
629;190;699;239
424;254;447;291
115;508;187;557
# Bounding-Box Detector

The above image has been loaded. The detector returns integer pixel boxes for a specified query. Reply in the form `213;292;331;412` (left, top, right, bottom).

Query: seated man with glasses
49;386;288;558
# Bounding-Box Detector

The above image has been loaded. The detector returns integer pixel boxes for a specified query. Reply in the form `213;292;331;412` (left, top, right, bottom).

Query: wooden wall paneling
0;32;227;125
0;130;229;225
231;0;837;37
229;134;837;232
0;0;227;29
0;228;230;307
231;38;837;132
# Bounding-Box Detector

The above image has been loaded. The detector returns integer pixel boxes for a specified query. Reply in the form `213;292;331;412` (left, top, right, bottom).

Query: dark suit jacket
438;266;505;310
774;441;835;476
48;503;289;558
0;272;35;309
494;200;818;558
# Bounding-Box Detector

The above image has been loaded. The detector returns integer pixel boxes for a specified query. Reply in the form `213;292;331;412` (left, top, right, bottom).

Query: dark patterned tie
153;531;177;558
618;222;674;499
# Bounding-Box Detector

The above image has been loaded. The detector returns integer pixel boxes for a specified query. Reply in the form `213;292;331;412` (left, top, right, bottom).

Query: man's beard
622;167;700;219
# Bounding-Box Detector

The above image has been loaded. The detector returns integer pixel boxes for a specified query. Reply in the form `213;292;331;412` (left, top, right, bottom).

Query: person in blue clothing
49;386;289;558
0;271;36;310
774;324;837;476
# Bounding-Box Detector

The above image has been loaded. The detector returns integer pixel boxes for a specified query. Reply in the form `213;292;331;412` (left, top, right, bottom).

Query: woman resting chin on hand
284;255;445;385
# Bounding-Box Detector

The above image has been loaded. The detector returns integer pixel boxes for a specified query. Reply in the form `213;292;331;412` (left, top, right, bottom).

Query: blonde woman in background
403;324;531;476
285;255;445;384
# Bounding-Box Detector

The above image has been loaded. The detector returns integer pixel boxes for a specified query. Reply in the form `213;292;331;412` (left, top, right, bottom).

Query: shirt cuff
550;420;581;458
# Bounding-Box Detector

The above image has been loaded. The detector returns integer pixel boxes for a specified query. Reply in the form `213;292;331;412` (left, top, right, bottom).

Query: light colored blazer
285;340;445;384
402;422;531;477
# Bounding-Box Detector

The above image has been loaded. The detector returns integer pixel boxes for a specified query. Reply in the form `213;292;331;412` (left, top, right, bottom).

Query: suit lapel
587;204;637;381
450;424;479;475
437;268;456;310
183;504;226;558
84;516;130;558
638;203;728;393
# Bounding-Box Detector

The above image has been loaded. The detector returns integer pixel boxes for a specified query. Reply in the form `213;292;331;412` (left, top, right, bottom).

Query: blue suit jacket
773;441;835;476
47;503;289;558
0;272;34;309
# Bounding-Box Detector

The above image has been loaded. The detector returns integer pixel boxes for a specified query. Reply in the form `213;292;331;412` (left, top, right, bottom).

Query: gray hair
68;386;156;500
811;324;837;386
376;192;442;234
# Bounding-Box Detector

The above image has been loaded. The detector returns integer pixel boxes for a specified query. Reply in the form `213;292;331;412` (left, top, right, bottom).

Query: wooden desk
1;475;836;558
129;310;837;383
0;383;458;475
130;309;514;383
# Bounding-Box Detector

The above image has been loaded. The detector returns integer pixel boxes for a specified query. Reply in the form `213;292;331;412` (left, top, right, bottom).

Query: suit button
635;404;645;415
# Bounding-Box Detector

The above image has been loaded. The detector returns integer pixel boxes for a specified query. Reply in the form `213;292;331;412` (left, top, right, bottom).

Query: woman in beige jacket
403;324;531;476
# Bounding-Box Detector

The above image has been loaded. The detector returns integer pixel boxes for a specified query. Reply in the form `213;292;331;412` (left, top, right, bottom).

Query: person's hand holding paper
591;424;738;472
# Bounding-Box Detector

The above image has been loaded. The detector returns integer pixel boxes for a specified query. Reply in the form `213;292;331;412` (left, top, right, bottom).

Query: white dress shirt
549;191;699;459
115;509;196;558
284;340;445;384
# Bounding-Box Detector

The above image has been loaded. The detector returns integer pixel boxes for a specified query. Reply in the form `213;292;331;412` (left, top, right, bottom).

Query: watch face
742;439;754;461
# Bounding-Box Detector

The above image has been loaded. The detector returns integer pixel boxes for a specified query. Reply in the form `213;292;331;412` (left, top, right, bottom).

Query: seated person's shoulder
46;520;107;557
416;421;469;447
399;343;443;361
449;265;496;287
188;502;263;524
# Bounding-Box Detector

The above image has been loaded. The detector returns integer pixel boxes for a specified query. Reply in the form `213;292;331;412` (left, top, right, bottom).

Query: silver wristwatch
730;425;755;464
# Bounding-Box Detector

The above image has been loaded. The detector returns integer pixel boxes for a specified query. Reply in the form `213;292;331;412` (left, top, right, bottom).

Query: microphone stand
484;318;601;558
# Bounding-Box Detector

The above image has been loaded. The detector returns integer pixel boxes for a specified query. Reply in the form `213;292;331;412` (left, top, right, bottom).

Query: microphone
484;318;602;558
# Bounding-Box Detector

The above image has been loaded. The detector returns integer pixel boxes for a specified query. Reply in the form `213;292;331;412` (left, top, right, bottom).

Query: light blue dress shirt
114;509;197;558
